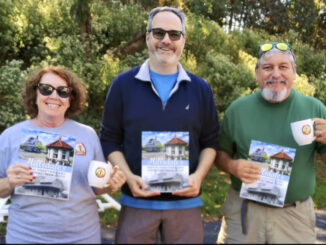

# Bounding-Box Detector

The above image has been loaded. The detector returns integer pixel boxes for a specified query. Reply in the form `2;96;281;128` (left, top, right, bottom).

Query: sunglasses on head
149;28;184;41
258;42;292;58
36;83;72;98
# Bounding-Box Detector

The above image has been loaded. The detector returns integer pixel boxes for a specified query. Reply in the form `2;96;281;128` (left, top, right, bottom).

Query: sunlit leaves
0;60;27;132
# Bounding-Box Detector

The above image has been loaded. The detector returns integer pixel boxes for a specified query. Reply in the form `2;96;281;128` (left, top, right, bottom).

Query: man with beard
215;42;326;243
100;6;219;243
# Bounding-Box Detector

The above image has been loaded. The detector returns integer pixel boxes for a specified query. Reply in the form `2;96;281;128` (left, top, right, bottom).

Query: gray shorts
115;205;204;244
217;187;247;244
246;196;316;243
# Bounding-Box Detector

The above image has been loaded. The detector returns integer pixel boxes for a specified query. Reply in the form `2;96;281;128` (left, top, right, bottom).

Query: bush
0;60;26;133
186;14;229;62
294;43;326;78
197;52;256;116
310;73;326;105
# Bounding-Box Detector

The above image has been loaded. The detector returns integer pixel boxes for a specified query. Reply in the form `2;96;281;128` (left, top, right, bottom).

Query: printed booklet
239;140;296;207
141;131;189;192
15;128;76;200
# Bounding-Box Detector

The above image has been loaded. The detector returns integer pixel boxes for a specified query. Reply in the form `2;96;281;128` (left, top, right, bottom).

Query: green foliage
186;14;229;62
8;0;76;68
0;0;16;64
294;43;326;78
230;29;266;59
119;49;148;70
197;52;256;114
288;0;319;43
91;1;147;51
0;60;26;132
183;0;226;26
293;74;315;97
310;73;326;106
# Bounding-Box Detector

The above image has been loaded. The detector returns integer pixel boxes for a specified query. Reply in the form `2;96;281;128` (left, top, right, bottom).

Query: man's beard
261;79;288;102
153;50;178;64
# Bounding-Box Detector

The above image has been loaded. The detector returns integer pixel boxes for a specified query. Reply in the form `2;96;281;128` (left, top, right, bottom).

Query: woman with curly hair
0;66;126;243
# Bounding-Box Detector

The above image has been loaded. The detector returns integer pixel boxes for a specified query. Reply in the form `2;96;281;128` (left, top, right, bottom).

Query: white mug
87;160;112;188
291;119;316;146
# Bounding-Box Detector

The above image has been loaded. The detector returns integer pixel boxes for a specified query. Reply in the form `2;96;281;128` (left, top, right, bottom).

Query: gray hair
147;7;186;35
256;48;296;70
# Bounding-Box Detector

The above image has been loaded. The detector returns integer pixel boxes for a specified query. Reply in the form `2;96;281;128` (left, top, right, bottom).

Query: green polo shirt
220;89;326;203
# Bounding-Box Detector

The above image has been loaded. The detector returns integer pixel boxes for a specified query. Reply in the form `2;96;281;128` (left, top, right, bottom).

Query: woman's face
35;72;71;122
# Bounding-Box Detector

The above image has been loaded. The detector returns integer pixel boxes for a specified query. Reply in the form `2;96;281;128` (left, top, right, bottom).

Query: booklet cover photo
141;131;189;193
240;140;296;207
15;128;76;200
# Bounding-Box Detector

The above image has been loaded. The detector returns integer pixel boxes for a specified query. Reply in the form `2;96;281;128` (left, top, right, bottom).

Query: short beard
261;79;288;102
153;51;178;65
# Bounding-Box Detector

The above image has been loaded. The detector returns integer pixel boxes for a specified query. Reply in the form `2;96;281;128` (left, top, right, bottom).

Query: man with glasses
215;42;326;243
100;6;219;243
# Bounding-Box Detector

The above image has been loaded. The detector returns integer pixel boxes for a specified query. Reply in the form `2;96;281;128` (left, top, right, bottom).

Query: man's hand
127;174;160;198
230;159;262;184
106;166;127;193
173;172;202;197
314;118;326;144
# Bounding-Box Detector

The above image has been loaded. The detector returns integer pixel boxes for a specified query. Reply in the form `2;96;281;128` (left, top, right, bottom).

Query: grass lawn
312;154;326;208
1;159;326;235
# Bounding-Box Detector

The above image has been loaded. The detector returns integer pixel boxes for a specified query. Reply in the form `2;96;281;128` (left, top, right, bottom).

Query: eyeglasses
149;28;184;41
36;83;72;98
258;42;292;57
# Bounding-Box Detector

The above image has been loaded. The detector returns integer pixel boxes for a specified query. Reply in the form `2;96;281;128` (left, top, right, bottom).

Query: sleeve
200;83;220;151
0;131;10;178
99;76;124;159
316;100;326;154
89;128;106;162
218;107;235;156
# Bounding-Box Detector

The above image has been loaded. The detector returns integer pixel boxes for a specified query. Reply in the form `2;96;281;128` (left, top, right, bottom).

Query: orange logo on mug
95;167;106;178
302;124;311;135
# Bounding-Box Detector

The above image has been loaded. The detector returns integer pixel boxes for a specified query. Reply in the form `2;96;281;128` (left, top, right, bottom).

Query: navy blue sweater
100;65;219;200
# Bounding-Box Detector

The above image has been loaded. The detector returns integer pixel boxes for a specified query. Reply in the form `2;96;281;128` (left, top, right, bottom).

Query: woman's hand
6;163;35;188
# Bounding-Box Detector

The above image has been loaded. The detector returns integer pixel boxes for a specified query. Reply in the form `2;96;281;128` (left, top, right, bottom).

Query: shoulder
293;90;324;105
65;119;97;136
186;72;208;86
228;92;259;110
185;71;212;94
113;66;140;84
0;120;29;138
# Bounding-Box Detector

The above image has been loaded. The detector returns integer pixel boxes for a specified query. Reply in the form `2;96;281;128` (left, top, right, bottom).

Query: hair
147;6;186;35
22;66;87;118
255;48;296;70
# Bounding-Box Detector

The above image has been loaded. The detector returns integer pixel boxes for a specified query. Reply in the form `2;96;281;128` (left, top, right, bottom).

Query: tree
313;2;326;49
183;0;227;26
0;0;17;65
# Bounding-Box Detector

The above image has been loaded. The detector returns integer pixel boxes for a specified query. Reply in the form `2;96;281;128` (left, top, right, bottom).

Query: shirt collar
135;59;191;83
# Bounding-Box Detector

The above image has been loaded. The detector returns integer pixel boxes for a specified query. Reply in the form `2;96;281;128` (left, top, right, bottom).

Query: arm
107;151;160;198
215;150;261;184
173;147;216;197
0;178;12;198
